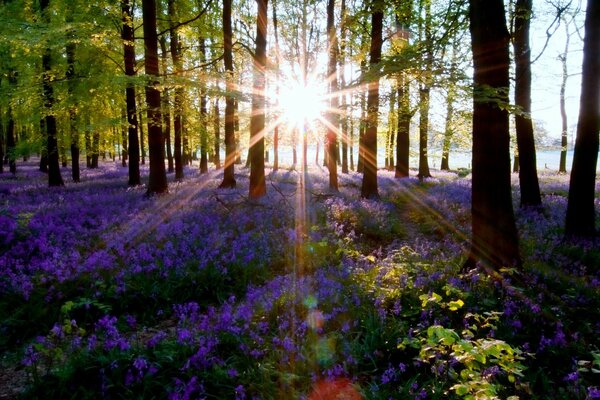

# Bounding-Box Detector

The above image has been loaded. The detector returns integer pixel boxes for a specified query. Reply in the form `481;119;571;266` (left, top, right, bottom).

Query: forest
0;0;599;398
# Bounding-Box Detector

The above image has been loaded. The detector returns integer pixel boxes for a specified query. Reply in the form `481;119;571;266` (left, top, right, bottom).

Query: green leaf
448;299;464;311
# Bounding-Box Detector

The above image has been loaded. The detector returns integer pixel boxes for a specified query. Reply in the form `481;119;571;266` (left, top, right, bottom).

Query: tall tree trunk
465;0;521;271
91;130;99;168
6;107;16;174
361;4;383;199
357;87;366;173
417;0;432;179
121;111;128;167
137;92;146;165
142;0;168;194
66;19;80;182
558;18;571;174
220;0;236;187
249;0;268;199
513;0;541;208
565;0;600;237
199;38;209;174
396;75;410;178
168;0;184;180
40;0;64;186
326;0;339;191
159;36;175;174
272;0;280;172
340;0;349;174
122;0;140;185
213;98;221;169
441;40;458;171
386;86;396;170
83;117;91;169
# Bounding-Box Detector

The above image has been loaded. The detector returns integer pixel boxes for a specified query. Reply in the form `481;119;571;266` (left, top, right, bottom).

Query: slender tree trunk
83;118;91;169
326;0;339;191
565;0;600;237
122;0;140;185
558;19;571;174
159;36;174;174
465;0;521;271
6;107;16;174
249;0;268;199
386;86;396;170
417;0;432;179
142;0;168;194
513;0;541;208
138;93;146;165
219;0;236;187
361;4;383;199
441;40;458;171
40;0;64;186
396;75;410;178
91;131;99;168
212;98;221;169
168;0;184;180
272;0;280;172
357;88;366;173
66;40;80;181
199;38;209;174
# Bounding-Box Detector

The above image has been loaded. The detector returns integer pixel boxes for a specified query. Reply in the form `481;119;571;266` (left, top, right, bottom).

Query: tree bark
513;0;541;208
565;0;600;237
168;0;184;180
326;0;339;191
66;19;80;182
159;36;175;174
40;0;64;186
219;0;236;188
360;4;383;199
417;0;432;179
213;99;221;169
142;0;168;194
558;18;571;174
465;0;521;271
199;38;209;174
249;0;268;199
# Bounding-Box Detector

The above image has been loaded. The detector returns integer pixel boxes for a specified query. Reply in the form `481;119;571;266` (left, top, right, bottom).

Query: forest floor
1;159;599;399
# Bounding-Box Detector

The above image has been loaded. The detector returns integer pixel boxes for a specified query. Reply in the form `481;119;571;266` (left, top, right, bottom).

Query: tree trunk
272;0;280;172
441;40;458;171
465;0;521;271
66;39;80;182
249;0;268;199
565;0;600;237
199;38;209;174
513;0;541;208
396;75;410;178
6;108;16;174
219;0;236;187
159;36;174;174
122;0;141;185
326;0;339;191
142;0;168;194
417;0;432;179
168;0;184;180
386;86;396;170
213;98;221;169
339;0;349;173
41;0;64;186
558;19;571;174
91;131;99;168
360;4;383;199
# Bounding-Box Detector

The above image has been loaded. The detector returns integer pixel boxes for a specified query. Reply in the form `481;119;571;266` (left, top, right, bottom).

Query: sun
276;80;326;127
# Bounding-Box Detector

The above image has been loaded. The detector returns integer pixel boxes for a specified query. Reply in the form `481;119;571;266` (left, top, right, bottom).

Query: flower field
1;161;599;399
